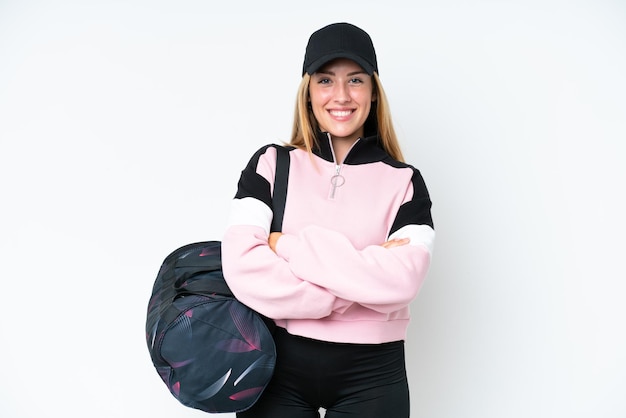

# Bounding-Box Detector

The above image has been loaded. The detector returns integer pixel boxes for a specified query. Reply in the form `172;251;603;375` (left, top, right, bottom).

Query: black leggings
237;327;409;418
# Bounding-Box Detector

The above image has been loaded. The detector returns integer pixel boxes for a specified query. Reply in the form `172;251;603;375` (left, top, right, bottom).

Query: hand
268;232;283;253
381;237;410;249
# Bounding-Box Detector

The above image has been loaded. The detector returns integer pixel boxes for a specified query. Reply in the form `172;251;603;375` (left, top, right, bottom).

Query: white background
1;1;625;417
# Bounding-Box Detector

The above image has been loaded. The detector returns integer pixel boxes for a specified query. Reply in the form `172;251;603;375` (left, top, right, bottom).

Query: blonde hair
289;73;405;162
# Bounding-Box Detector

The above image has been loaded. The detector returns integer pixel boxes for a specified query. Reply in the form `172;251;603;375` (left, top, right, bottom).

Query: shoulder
241;144;283;170
240;143;297;181
247;143;295;163
381;156;425;177
380;157;431;197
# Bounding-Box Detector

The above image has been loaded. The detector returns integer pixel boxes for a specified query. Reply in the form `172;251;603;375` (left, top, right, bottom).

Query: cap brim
304;52;375;76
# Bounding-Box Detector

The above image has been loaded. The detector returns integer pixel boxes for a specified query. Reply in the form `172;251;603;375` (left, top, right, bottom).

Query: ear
371;91;377;102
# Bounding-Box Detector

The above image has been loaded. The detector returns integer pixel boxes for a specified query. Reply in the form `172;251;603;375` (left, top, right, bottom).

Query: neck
331;136;359;164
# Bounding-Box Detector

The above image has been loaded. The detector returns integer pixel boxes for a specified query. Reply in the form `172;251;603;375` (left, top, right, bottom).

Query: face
309;58;376;143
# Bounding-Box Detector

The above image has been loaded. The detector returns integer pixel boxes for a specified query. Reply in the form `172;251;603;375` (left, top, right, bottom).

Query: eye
317;77;331;84
349;77;364;84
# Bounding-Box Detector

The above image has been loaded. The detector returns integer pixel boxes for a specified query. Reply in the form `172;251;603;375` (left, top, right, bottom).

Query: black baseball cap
302;22;378;76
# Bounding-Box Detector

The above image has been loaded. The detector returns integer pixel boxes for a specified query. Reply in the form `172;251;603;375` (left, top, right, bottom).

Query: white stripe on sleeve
388;224;435;254
226;197;274;235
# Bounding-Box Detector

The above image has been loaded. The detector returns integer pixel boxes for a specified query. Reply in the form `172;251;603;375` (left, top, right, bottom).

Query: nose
334;82;351;103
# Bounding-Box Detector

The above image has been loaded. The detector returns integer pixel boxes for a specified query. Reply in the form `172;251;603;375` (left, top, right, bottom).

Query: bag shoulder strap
168;147;290;299
270;145;291;233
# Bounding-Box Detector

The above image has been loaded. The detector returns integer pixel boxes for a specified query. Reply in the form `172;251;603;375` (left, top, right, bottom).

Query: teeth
330;110;352;117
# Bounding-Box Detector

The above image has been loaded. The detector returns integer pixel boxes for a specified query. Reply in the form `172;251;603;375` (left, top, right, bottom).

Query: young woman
221;22;435;418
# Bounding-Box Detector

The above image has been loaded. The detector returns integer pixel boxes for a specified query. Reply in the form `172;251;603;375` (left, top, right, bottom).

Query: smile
329;110;353;117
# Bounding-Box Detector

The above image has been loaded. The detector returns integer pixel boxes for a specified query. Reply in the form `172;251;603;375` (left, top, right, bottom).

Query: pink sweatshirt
221;134;435;344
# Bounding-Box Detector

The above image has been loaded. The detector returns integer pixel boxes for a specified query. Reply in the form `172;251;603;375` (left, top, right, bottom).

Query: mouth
328;109;354;118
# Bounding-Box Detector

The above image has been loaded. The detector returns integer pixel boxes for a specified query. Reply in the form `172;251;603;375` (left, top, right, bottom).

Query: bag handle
270;146;290;233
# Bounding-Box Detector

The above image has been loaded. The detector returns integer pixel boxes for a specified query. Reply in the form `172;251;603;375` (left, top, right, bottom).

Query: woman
222;22;435;418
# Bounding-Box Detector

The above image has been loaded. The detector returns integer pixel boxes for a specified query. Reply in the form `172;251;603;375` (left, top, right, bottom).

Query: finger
381;238;410;248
